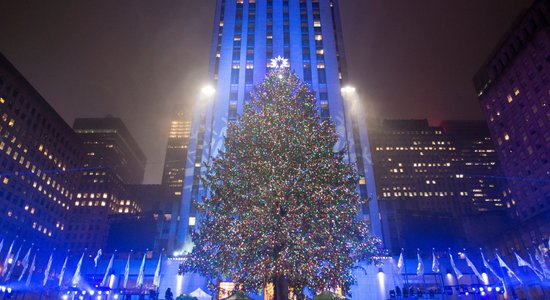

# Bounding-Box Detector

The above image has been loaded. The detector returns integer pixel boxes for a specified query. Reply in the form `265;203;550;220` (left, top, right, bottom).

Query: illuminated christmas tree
183;68;382;299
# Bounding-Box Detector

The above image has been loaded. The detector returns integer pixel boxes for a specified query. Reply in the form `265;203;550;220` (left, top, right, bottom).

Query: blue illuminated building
176;0;381;250
0;53;84;250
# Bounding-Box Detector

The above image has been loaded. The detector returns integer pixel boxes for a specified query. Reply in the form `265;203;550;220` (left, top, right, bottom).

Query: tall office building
0;53;84;250
473;0;550;229
158;109;191;252
440;120;507;212
177;0;381;249
67;117;146;252
368;119;506;251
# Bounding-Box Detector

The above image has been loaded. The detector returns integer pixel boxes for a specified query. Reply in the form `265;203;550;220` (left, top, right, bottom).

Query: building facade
0;53;84;250
473;0;550;230
158;109;191;252
368;119;506;252
176;0;381;251
67;117;146;252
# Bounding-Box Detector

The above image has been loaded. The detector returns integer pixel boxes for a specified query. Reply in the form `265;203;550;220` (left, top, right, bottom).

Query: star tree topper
270;55;290;69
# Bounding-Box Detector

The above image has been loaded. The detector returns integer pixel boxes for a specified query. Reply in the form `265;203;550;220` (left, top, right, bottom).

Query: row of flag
0;239;37;287
0;239;163;289
395;242;550;288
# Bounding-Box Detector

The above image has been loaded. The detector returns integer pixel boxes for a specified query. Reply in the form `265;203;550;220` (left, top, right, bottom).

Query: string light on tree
181;68;382;299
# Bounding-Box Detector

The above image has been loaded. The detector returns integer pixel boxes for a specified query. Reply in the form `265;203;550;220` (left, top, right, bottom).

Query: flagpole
449;248;459;286
511;248;531;300
527;246;548;300
496;249;515;299
418;249;426;293
433;249;444;297
403;248;408;290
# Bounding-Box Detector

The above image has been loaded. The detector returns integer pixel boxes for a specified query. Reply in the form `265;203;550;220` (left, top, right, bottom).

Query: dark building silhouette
473;0;550;244
0;52;84;250
73;117;146;184
67;117;146;253
368;119;507;252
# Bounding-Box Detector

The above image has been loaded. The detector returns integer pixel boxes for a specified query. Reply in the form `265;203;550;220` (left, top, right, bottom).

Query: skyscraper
158;108;191;252
67;117;146;252
0;52;84;250
176;0;381;249
368;119;506;251
473;0;550;226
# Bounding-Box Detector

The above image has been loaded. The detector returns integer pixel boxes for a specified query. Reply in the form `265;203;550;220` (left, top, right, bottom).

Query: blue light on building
176;0;381;249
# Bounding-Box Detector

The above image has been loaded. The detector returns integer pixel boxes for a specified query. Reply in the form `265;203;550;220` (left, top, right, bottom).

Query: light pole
340;85;356;161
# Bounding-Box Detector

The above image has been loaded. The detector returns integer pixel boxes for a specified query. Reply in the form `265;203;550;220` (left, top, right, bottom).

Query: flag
515;252;533;268
540;242;549;257
432;251;440;273
123;253;131;288
94;249;102;268
528;252;544;276
416;251;424;276
515;252;543;281
136;253;146;286
449;252;463;280
528;252;545;281
6;245;22;281
18;246;32;281
101;253;115;287
71;252;85;286
496;253;522;284
43;251;53;286
25;253;36;287
1;240;14;278
59;255;68;287
480;250;502;282
464;253;484;283
396;250;404;274
535;248;550;278
153;254;162;287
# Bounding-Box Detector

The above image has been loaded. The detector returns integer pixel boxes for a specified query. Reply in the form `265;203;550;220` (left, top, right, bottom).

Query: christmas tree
182;68;382;299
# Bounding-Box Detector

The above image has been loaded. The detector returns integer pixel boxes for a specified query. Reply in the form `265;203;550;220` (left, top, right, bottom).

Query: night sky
0;0;533;184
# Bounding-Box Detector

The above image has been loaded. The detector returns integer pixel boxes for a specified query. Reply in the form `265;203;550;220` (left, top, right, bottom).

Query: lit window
513;88;520;96
504;133;509;141
314;21;321;27
0;97;4;104
507;95;513;103
3;177;8;184
189;217;196;226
